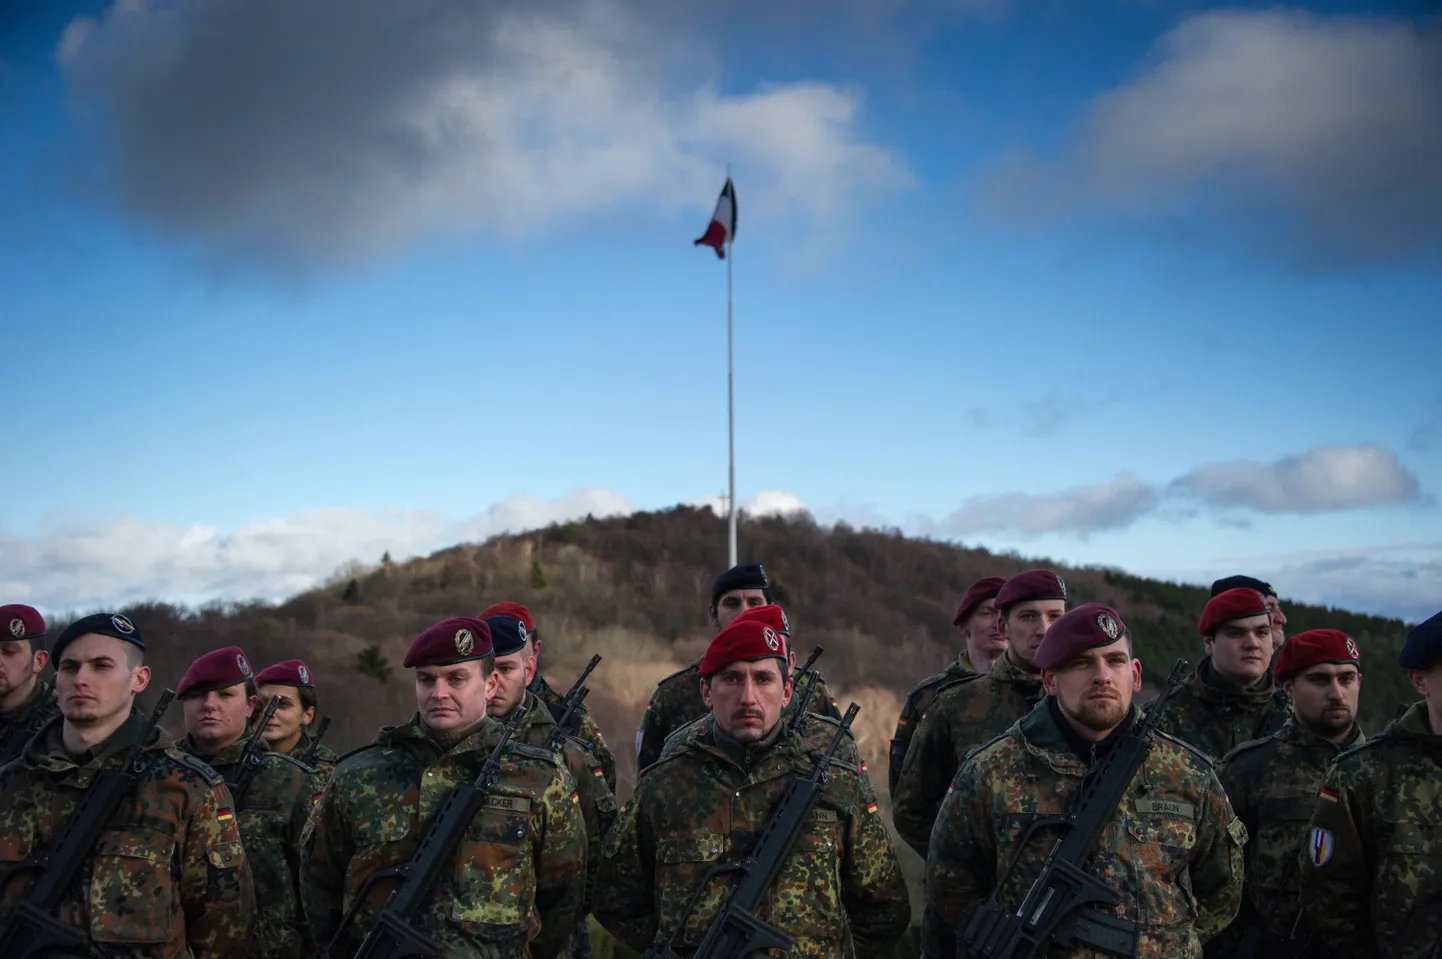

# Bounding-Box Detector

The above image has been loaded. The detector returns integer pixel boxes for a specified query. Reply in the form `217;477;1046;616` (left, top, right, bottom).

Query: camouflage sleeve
287;770;319;952
1298;760;1370;952
635;690;669;773
1187;767;1247;942
813;678;843;721
841;793;911;957
566;740;619;912
922;761;994;959
181;778;256;959
593;794;658;952
577;711;618;793
531;764;587;959
892;702;956;857
300;776;354;948
887;688;921;798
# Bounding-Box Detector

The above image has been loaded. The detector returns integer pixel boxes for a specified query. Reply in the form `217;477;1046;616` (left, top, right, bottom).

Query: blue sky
2;0;1440;621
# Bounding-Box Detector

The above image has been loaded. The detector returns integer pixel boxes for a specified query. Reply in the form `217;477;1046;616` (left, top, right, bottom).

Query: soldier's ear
32;648;49;671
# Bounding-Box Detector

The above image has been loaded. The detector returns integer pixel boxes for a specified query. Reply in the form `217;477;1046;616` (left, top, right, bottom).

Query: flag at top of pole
694;178;737;259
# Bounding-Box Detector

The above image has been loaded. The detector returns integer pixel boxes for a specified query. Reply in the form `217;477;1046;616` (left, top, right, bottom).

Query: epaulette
805;713;856;740
1153;730;1214;769
266;751;317;774
1218;736;1273;766
506;741;563;766
905;663;973;700
167;750;226;787
963;730;1011;763
1335;736;1392;762
655;662;699;688
935;671;987;700
336;741;385;765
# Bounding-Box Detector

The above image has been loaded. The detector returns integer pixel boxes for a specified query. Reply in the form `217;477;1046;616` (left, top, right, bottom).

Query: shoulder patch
167;749;226;786
507;742;563;766
1153;730;1215;769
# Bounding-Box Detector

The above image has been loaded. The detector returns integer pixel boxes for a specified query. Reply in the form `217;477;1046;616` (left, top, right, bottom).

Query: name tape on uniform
1133;799;1197;821
484;795;532;814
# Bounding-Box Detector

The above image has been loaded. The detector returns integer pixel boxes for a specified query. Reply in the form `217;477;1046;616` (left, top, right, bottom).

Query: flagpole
726;165;737;569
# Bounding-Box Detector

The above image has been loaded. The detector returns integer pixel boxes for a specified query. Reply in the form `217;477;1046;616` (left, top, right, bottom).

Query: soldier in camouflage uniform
0;604;60;766
1211;575;1289;653
635;564;841;772
1299;609;1442;959
483;601;617;792
1211;629;1366;958
892;569;1067;855
924;604;1246;959
485;612;618;959
1147;588;1289;762
0;613;255;958
256;659;339;778
887;576;1005;796
175;646;315;959
596;616;910;957
303;616;587;959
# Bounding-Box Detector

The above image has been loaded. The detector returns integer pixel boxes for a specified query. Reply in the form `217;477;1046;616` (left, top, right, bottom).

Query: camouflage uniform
1144;657;1289;762
0;679;60;766
596;713;910;958
511;689;619;959
298;728;340;778
887;652;977;796
302;712;588;959
176;734;315;959
531;672;617;792
634;658;842;772
1211;717;1364;957
1299;702;1442;959
923;700;1246;959
891;651;1043;855
0;709;255;958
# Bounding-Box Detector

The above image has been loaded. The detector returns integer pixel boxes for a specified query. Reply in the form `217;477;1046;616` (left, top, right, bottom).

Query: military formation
0;556;1439;958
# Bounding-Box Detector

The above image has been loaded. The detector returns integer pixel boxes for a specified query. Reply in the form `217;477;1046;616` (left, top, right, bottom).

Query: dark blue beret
711;563;770;607
1210;575;1277;599
1399;609;1442;670
52;613;145;664
485;615;531;657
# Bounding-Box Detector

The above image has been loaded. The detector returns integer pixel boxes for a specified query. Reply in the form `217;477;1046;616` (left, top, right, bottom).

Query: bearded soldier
0;604;58;766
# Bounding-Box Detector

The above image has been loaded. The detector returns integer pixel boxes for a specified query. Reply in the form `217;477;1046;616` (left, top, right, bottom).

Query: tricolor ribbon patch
1319;787;1339;804
1308;826;1335;866
865;801;878;814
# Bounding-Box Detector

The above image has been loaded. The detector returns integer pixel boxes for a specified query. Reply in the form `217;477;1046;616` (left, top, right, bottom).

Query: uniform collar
989;650;1042;687
0;678;50;723
1277;715;1365;753
1190;656;1278;708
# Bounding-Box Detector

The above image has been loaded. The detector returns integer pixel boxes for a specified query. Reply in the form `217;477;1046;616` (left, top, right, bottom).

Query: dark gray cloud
975;10;1442;268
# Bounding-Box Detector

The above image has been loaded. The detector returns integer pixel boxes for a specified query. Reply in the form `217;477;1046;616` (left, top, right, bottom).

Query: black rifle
299;715;333;766
227;695;282;805
959;659;1190;959
646;702;861;959
546;654;601;753
787;646;825;733
0;690;175;959
327;703;530;959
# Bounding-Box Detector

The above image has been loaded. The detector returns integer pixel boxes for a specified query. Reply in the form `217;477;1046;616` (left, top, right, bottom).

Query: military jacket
531;672;617;793
0;679;60;766
299;731;340;778
0;710;255;958
1145;657;1288;762
922;700;1246;959
634;658;842;772
302;713;587;959
1212;718;1363;956
176;733;315;959
888;652;977;796
891;651;1043;856
1299;702;1442;959
595;714;910;958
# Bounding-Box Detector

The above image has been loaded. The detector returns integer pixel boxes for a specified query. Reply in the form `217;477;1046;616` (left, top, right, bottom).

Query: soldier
1300;609;1442;958
482;601;617;792
175;646;314;959
302;616;586;959
484;612;618;959
1211;575;1289;652
1212;629;1365;957
1147;587;1289;761
887;575;1006;796
634;563;841;772
923;603;1246;959
595;617;910;957
0;612;254;957
892;569;1067;855
255;659;338;777
0;604;58;766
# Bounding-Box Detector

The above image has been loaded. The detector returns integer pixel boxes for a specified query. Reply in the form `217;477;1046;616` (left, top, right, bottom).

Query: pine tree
530;558;547;590
355;645;393;683
342;578;362;604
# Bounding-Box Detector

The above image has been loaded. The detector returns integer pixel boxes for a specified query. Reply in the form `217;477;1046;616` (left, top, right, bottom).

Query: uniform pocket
657;830;725;947
89;830;178;944
345;809;411;921
449;795;533;932
1125;814;1197;928
773;808;846;941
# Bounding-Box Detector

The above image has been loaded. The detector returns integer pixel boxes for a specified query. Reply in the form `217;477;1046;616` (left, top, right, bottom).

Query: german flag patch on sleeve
217;807;234;822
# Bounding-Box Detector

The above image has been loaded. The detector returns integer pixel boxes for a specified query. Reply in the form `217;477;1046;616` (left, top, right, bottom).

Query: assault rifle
959;659;1190;959
0;690;175;959
646;702;861;959
546;654;601;753
787;646;825;733
327;702;529;959
227;695;282;805
299;716;333;766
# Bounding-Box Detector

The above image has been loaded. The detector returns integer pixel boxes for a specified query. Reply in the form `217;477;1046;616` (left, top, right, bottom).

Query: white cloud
937;473;1160;537
689;490;809;519
54;0;912;272
976;10;1442;267
1171;445;1423;513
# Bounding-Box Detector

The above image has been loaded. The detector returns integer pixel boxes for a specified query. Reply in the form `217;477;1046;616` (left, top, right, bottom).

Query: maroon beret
1273;629;1361;682
699;619;788;678
1198;588;1269;637
1035;603;1130;671
178;646;254;698
731;604;792;637
254;659;316;688
1;604;46;642
403;617;494;668
953;577;1007;626
996;569;1068;612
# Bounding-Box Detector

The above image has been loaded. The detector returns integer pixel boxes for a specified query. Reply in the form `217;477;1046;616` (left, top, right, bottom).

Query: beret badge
455;628;474;656
1056;574;1067;598
517;621;529;645
1345;637;1360;660
1097;612;1120;641
237;653;251;676
763;626;780;651
8;617;23;638
299;664;311;684
779;609;790;633
111;614;136;635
